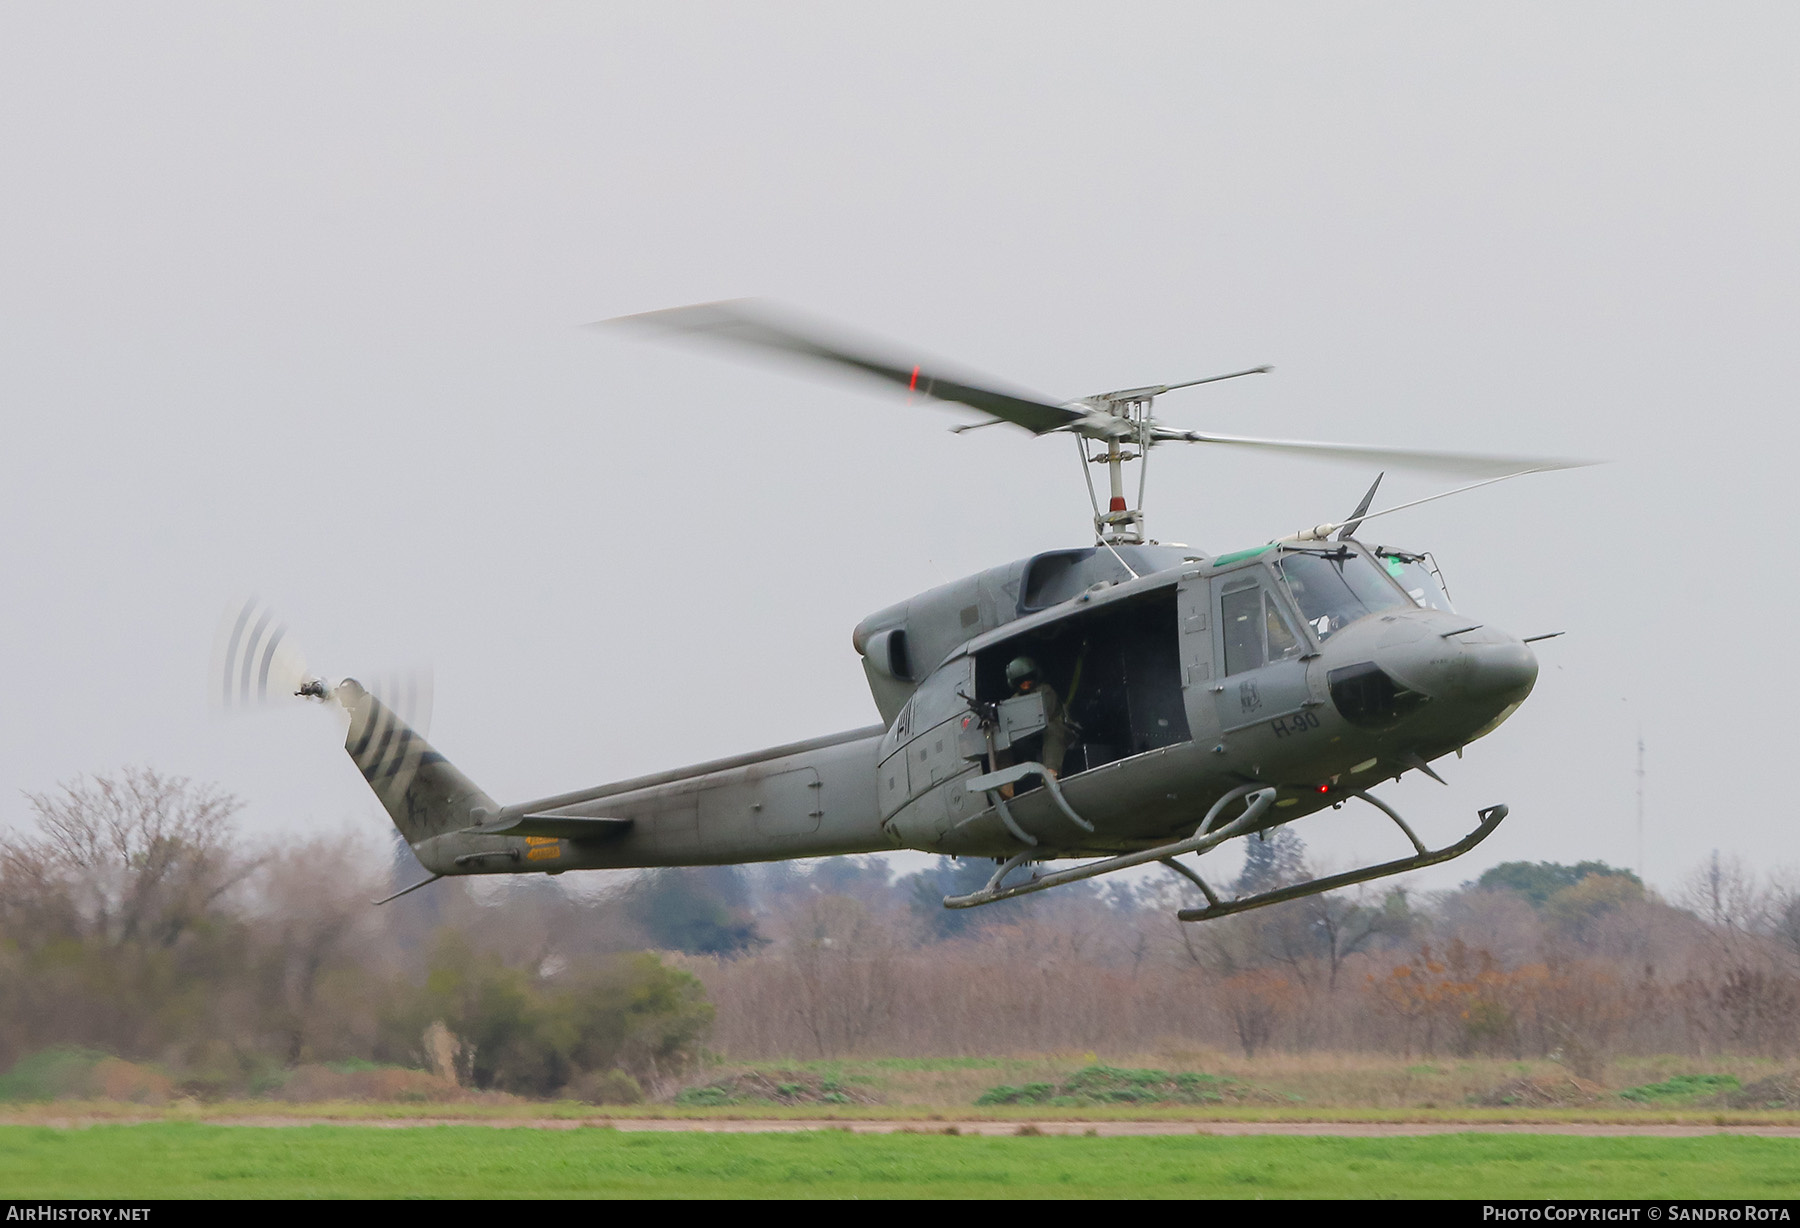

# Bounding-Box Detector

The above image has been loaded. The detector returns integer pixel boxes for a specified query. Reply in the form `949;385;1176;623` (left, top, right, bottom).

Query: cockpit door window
1264;592;1303;661
1221;584;1265;677
1222;582;1305;677
1213;571;1313;732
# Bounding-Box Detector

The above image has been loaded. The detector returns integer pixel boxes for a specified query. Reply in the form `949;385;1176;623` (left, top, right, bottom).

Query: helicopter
218;302;1588;921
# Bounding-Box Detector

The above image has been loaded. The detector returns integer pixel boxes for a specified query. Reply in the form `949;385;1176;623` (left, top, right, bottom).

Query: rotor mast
1074;370;1269;547
1080;393;1152;546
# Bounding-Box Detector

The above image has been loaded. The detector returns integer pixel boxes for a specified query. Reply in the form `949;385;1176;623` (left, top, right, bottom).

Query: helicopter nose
1376;620;1538;705
1453;636;1539;703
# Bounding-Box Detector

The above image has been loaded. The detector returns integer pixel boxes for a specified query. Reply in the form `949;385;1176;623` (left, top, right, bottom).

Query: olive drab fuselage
378;536;1534;888
859;539;1535;861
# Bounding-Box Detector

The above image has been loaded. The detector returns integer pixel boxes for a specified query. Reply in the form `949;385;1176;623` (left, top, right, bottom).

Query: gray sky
1;4;1794;896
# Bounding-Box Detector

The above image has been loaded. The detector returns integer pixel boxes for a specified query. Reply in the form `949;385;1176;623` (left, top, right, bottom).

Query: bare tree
1681;851;1769;962
252;834;385;1062
1305;887;1413;993
3;768;252;949
1767;877;1800;975
782;894;901;1055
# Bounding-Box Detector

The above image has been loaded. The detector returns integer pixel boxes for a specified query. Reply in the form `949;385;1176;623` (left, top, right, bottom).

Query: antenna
1636;731;1646;883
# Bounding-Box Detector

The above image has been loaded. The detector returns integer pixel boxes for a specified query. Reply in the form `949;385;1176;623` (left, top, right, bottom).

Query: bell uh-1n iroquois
218;302;1589;921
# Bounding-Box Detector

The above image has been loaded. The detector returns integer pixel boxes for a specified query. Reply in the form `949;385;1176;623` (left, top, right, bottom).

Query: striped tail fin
337;679;498;846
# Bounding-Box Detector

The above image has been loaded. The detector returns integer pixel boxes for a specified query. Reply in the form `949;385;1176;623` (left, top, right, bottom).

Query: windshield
1376;548;1455;612
1273;548;1413;640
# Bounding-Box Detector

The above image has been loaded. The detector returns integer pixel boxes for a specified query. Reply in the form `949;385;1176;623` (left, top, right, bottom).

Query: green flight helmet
1005;656;1040;689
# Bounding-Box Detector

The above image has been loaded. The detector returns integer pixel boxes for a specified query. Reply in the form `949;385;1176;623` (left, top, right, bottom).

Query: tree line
3;769;1798;1099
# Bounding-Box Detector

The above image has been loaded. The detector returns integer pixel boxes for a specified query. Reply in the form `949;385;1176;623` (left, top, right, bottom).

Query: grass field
8;1053;1800;1127
2;1125;1797;1199
13;1050;1800;1116
6;1053;1799;1199
732;1052;1800;1112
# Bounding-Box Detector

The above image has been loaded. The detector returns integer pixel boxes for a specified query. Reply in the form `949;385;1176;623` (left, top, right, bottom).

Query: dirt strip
17;1116;1800;1137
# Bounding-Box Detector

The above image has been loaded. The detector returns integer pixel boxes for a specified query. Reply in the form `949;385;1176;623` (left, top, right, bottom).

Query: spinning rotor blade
209;597;433;734
211;597;313;711
1090;368;1272;403
1153;429;1596;478
603;300;1084;436
356;669;435;737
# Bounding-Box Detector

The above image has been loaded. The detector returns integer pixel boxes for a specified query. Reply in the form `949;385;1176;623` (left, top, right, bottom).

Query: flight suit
1026;681;1070;777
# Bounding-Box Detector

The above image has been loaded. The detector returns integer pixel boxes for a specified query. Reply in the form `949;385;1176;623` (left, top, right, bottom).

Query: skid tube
1175;796;1507;922
944;782;1279;910
942;782;1508;922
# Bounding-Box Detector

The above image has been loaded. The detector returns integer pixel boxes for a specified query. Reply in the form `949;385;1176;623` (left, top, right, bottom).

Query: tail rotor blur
211;597;317;712
209;597;433;734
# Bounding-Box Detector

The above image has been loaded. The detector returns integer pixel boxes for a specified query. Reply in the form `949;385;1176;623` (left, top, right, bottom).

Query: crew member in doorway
1006;655;1069;780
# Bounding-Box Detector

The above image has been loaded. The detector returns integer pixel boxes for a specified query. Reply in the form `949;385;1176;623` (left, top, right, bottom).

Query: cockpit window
1264;593;1302;660
1376;548;1455;612
1222;585;1264;675
1273;548;1412;640
1222;582;1305;675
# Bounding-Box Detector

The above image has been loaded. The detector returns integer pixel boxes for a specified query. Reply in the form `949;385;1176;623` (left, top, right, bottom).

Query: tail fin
337;679;498;847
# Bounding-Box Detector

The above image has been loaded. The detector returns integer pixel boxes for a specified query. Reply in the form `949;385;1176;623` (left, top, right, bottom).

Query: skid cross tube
965;761;1096;835
944;783;1279;910
1175;798;1508;922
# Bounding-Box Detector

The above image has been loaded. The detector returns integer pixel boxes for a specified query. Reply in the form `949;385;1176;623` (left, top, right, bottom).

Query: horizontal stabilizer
465;813;634;841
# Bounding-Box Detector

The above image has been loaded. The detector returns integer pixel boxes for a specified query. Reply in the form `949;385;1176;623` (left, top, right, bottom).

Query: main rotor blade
603;300;1084;435
1278;469;1576;542
1090;367;1272;403
1157;430;1597;478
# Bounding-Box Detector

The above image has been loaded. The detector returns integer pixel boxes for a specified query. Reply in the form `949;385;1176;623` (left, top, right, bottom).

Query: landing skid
945;781;1279;910
1176;797;1506;922
942;780;1507;922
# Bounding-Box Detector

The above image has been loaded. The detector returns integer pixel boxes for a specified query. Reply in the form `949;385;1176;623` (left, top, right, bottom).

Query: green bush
976;1065;1257;1107
1617;1074;1741;1103
0;1047;111;1101
385;934;713;1097
566;1068;644;1105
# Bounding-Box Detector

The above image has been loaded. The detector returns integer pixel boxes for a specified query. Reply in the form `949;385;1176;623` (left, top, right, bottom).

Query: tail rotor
209;598;489;887
209;597;433;733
